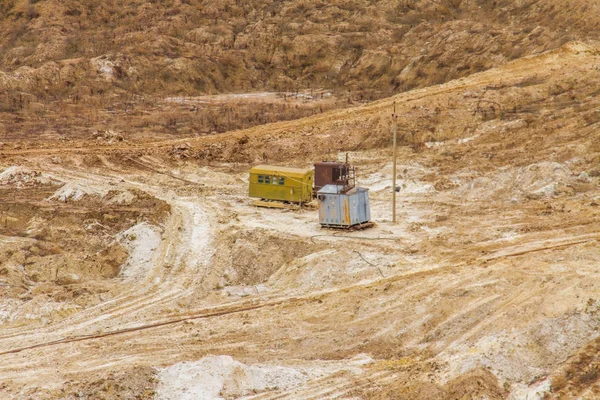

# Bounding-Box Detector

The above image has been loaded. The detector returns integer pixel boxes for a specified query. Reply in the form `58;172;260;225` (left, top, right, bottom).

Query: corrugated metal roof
318;184;369;195
317;184;346;194
345;186;369;195
250;165;313;178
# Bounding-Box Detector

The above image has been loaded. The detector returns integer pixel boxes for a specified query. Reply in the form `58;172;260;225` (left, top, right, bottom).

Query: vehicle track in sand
0;197;596;387
0;164;217;349
0;158;455;382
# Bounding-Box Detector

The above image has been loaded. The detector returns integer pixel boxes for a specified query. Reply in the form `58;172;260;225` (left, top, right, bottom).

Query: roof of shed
250;165;313;178
318;184;369;194
317;184;346;194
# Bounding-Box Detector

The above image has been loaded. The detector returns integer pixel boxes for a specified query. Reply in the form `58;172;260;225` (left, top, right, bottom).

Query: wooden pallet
320;221;375;231
252;199;319;211
252;199;300;210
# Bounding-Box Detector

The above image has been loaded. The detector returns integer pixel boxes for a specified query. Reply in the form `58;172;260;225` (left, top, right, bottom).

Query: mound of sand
0;166;58;186
155;355;313;400
47;182;110;202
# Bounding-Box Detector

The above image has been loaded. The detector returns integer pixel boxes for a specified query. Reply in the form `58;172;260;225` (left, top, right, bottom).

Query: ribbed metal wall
317;185;370;227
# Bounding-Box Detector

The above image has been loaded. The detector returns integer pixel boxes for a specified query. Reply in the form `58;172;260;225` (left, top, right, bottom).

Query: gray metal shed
317;184;371;228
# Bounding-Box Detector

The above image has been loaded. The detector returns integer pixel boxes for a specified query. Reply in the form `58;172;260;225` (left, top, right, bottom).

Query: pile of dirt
48;182;110;202
156;355;315;400
91;130;125;144
0;166;58;186
169;143;193;160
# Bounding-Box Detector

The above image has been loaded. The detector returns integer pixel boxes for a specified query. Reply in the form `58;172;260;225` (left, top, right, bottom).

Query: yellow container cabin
249;165;314;203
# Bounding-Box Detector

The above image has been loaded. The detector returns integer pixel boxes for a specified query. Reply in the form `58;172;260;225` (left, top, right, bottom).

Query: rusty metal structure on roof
314;160;355;195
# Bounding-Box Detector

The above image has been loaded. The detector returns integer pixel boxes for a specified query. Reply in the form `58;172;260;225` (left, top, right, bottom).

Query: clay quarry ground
0;43;599;399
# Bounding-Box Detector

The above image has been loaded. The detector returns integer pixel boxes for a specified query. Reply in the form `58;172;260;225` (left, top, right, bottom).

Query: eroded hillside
1;0;599;143
2;0;597;96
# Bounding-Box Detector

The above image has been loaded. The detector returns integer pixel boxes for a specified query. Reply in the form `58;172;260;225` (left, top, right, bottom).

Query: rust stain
343;199;350;225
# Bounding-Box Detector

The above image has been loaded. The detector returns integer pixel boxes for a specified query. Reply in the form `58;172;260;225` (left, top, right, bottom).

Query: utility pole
392;101;398;223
